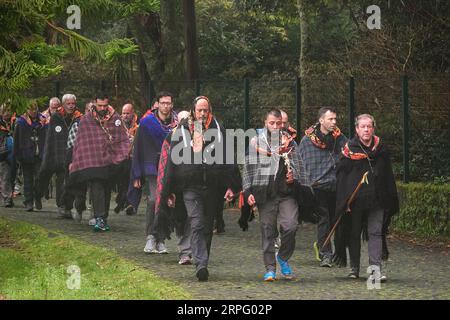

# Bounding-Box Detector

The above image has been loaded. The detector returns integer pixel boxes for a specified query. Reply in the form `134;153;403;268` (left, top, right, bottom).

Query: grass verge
0;217;191;300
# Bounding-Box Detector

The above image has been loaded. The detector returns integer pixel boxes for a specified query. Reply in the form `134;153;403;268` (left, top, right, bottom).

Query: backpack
0;134;9;161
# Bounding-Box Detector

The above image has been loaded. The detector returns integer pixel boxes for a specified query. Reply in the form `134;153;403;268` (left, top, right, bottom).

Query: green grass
0;217;191;300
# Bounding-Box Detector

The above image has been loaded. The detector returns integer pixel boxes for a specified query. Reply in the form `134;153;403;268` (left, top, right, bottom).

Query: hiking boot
178;256;192;265
34;197;42;210
277;255;295;279
156;242;168;254
196;267;209;282
144;235;157;254
320;256;333;268
263;270;276;282
93;218;110;232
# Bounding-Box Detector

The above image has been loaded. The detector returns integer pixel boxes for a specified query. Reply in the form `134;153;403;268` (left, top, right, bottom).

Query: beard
97;109;108;118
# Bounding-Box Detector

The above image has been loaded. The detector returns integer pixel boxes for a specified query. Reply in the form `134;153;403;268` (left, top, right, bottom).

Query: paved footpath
1;197;449;300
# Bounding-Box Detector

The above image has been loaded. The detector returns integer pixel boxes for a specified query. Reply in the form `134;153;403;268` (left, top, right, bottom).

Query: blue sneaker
263;271;276;282
277;255;295;279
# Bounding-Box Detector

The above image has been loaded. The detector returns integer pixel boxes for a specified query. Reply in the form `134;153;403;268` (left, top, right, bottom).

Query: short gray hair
49;97;61;105
62;94;76;104
355;114;376;127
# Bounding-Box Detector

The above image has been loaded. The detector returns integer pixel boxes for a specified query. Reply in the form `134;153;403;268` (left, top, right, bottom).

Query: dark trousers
21;160;41;206
214;196;225;232
38;169;65;207
183;188;218;271
90;179;112;219
314;188;336;258
62;165;87;213
349;200;384;270
115;159;131;210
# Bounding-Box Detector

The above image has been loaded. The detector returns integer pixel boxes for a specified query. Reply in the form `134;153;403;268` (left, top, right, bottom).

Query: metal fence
27;75;450;182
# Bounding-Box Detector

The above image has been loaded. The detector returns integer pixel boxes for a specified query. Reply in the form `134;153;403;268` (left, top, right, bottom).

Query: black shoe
348;267;360;279
25;204;34;212
196;267;209;282
35;198;42;210
125;205;136;215
114;205;123;213
5;199;14;208
320;256;333;268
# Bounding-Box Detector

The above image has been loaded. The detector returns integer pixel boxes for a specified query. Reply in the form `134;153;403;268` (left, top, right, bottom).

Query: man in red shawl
68;94;130;231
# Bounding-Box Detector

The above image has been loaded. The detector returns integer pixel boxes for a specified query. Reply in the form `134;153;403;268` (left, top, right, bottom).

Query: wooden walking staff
321;171;369;251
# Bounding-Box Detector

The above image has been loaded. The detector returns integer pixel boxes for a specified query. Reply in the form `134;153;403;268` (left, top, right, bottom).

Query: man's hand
167;193;176;208
224;188;234;203
133;179;141;189
247;194;256;206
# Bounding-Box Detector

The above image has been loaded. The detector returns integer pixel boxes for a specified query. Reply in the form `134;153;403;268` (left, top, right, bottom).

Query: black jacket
40;112;79;173
335;137;399;217
171;118;241;193
13;115;46;164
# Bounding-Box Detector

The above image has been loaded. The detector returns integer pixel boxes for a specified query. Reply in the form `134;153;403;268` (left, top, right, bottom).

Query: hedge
392;182;450;239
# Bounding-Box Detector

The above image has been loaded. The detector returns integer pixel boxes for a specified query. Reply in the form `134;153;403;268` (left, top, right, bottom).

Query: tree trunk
183;0;199;80
127;12;163;107
160;0;185;81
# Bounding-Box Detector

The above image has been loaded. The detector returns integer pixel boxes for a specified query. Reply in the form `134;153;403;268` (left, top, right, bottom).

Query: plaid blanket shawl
298;125;347;190
242;128;307;203
69;110;130;175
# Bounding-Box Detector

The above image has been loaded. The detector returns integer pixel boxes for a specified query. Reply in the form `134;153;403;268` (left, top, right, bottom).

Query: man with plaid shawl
242;108;306;282
68;94;130;231
297;107;347;268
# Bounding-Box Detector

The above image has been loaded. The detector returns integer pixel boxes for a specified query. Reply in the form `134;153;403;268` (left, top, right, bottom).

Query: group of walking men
0;92;398;283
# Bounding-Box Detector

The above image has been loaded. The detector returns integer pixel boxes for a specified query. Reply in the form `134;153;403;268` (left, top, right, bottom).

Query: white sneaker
71;210;82;223
144;236;157;254
88;218;96;226
156;241;168;254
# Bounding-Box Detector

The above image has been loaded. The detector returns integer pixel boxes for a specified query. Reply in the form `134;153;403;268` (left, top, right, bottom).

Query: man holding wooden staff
335;114;399;281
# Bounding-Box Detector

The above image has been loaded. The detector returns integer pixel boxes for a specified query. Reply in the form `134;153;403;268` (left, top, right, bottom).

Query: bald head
121;103;135;125
280;110;289;129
